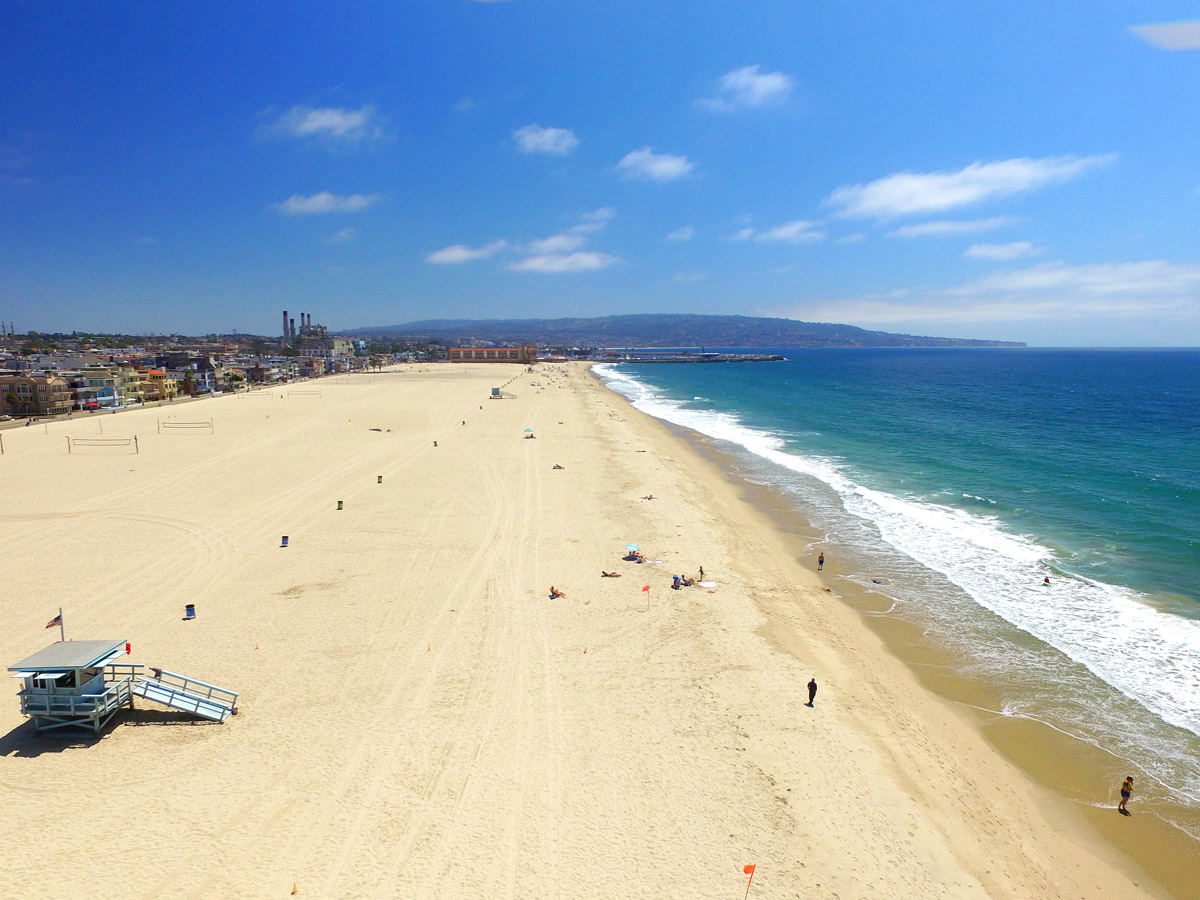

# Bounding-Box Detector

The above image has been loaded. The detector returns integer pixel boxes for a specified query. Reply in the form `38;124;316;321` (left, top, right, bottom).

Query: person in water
1043;576;1051;586
817;552;824;571
1118;776;1134;813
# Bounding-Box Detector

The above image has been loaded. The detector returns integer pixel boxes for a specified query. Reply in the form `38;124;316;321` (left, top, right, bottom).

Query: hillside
348;314;1024;348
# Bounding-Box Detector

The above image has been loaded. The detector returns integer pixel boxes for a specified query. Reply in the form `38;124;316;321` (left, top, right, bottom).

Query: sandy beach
0;363;1179;899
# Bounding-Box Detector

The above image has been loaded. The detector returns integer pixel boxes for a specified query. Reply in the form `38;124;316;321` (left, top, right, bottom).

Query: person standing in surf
817;552;824;571
1118;776;1133;814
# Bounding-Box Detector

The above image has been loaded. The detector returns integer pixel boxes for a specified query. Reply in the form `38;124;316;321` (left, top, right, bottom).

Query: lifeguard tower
9;640;139;733
9;639;238;734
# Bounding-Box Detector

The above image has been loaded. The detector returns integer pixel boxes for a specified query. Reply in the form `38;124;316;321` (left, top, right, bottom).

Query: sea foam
597;364;1200;741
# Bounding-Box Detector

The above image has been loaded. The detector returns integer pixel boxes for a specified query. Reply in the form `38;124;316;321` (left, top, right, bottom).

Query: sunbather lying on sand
552;464;565;469
549;586;566;598
642;494;656;500
601;571;622;578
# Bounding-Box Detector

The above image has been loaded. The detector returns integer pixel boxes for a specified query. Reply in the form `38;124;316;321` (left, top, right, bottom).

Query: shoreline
589;362;1196;900
0;361;1182;899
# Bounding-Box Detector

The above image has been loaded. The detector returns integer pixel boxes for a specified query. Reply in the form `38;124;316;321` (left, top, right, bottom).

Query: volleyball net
157;418;214;434
67;436;139;454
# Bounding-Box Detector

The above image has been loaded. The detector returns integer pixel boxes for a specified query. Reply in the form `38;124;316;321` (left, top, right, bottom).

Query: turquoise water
597;349;1200;822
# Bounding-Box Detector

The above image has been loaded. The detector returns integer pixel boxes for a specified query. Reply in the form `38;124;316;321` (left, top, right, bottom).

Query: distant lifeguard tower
9;639;238;734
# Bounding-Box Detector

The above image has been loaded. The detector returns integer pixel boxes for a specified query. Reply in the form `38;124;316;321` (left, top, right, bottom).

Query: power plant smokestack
289;318;296;341
282;310;289;345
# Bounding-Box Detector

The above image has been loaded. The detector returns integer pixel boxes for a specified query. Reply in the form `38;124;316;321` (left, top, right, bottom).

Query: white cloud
325;227;357;245
258;104;385;145
827;155;1116;220
509;252;619;273
775;260;1200;326
729;220;825;244
888;216;1017;238
524;233;586;254
673;271;708;282
666;225;695;242
273;192;381;215
513;124;579;155
425;240;508;264
1130;21;1200;50
580;206;616;223
616;147;693;182
570;207;617;233
756;220;826;244
964;241;1040;261
951;260;1200;302
697;65;793;112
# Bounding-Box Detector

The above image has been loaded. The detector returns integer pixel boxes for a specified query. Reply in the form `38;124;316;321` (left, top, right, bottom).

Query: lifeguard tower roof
8;639;127;675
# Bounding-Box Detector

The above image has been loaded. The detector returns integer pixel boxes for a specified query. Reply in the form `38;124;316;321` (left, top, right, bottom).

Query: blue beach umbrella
626;544;640;550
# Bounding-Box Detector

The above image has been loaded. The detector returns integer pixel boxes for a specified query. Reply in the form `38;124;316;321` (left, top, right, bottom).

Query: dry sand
0;364;1176;899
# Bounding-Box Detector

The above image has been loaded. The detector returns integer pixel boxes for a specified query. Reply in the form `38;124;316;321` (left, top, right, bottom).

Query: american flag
45;614;62;629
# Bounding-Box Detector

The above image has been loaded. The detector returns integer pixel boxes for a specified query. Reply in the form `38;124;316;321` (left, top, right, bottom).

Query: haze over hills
350;314;1025;349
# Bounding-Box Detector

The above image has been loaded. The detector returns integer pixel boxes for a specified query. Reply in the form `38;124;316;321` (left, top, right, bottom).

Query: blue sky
3;2;1200;345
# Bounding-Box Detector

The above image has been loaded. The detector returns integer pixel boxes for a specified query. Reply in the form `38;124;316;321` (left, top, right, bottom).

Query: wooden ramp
132;669;238;722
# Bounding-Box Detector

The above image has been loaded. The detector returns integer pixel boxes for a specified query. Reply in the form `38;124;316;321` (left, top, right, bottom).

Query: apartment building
0;373;74;417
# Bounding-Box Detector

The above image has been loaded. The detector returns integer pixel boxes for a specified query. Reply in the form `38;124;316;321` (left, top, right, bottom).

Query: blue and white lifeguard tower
9;639;237;734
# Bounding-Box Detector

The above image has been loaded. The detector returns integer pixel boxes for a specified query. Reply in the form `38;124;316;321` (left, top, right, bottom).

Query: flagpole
58;606;65;642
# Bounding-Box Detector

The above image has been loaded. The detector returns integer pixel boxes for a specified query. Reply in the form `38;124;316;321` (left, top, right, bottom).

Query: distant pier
604;350;785;364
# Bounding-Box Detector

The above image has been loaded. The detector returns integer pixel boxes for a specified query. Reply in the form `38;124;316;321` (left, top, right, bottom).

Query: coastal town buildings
448;345;537;363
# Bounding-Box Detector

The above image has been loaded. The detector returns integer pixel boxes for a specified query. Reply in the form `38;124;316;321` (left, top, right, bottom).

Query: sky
3;2;1200;346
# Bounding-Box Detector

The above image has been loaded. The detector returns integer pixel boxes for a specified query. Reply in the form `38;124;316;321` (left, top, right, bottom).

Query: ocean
596;348;1200;835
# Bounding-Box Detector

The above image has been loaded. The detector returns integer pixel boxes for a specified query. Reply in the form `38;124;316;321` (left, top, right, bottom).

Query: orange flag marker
743;864;756;900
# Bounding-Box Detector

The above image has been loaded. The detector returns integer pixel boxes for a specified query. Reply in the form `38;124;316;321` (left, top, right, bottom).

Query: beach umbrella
524;428;533;432
626;543;640;550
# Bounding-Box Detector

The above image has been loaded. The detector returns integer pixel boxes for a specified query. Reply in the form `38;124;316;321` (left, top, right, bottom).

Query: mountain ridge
347;313;1024;348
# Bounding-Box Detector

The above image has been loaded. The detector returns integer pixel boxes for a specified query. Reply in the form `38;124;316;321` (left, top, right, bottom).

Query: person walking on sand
806;677;818;707
1118;776;1134;813
817;552;824;571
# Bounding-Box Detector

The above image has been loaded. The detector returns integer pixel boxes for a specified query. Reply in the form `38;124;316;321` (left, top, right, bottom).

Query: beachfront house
140;369;179;401
0;372;74;417
115;364;144;404
62;368;121;409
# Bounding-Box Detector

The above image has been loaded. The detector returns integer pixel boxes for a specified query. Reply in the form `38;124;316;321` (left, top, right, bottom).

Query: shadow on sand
0;707;216;756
